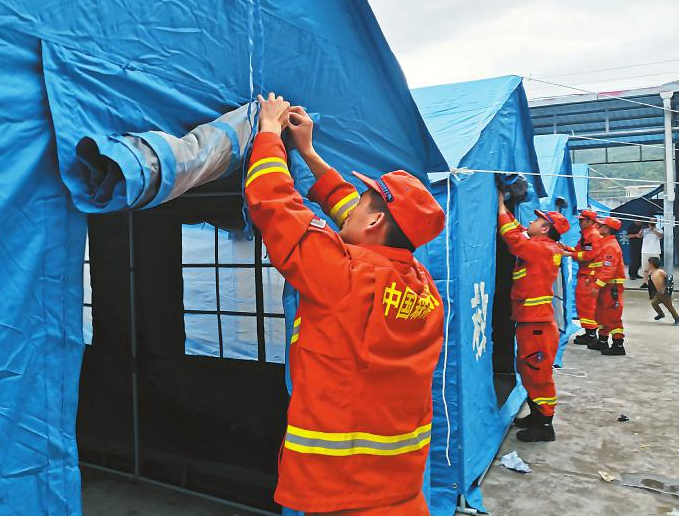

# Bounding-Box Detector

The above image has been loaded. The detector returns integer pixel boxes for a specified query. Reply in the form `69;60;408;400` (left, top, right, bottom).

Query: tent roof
534;134;571;197
411;75;523;168
2;0;443;186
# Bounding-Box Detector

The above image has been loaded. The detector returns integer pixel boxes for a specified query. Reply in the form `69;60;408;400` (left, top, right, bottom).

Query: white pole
660;91;676;270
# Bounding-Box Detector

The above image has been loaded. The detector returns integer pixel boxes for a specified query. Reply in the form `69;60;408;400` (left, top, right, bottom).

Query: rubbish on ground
620;473;679;498
598;471;615;482
617;414;629;422
500;451;531;473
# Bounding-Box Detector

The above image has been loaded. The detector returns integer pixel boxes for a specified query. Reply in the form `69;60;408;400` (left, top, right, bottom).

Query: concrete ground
482;289;679;516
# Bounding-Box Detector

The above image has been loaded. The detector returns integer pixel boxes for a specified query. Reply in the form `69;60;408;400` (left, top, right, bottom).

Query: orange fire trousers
515;321;559;417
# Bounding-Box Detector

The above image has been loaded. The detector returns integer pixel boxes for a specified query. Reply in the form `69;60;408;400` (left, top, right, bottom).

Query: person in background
498;192;570;442
647;257;679;325
626;220;643;280
640;220;663;288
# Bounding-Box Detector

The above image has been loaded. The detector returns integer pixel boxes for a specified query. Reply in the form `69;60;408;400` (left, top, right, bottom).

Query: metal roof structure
529;80;679;148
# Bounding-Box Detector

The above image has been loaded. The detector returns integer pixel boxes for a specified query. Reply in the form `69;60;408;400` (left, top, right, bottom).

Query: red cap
578;209;598;221
352;170;445;248
534;209;571;235
596;216;622;231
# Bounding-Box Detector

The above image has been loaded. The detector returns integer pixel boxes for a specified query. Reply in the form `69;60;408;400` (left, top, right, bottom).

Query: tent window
181;224;285;363
83;236;93;346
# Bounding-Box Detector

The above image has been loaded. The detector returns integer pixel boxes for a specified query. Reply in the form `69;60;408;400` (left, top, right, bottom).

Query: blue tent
410;75;545;513
533;135;580;366
0;2;446;514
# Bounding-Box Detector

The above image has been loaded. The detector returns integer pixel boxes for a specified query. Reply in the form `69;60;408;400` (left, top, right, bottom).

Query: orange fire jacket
244;132;443;513
563;225;603;277
592;234;626;289
499;211;563;323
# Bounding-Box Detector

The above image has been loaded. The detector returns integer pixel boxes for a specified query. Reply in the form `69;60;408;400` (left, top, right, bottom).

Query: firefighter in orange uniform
244;94;445;515
589;217;626;355
561;209;603;346
497;192;570;442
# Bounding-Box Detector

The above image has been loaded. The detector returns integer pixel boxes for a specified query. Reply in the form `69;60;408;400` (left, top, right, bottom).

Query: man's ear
367;211;386;229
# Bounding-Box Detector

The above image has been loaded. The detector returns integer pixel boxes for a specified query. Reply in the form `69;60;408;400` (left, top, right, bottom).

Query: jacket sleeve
498;212;551;261
307;168;360;228
244;132;351;303
573;236;601;263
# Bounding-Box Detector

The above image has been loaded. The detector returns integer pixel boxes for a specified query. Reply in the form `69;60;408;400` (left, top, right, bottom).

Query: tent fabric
70;104;253;213
413;76;542;514
412;75;547;200
0;1;445;514
533;134;580;367
572;163;590;211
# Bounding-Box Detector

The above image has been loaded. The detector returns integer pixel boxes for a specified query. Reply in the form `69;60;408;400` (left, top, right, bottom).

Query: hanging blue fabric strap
240;0;265;239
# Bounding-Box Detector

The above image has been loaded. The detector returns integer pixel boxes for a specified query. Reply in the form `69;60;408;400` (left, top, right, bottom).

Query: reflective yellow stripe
284;423;432;457
287;423;431;443
553;254;562;266
247;156;287;174
608;278;625;284
533;396;557;406
290;317;301;344
512;268;527;280
245;157;290;187
329;191;360;217
580;318;597;326
245;166;290;187
284;437;431;457
610;328;624;336
499;220;520;236
524;295;553;306
577;251;585;260
595;279;606;287
588;262;603;268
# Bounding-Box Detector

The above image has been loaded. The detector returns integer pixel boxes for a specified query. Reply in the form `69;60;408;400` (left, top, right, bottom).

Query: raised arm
288;106;359;228
497;191;550;261
244;94;351;303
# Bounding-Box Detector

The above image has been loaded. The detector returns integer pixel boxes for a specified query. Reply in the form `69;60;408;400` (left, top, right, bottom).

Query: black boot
574;329;597;345
588;335;608;351
602;338;626;356
514;400;541;428
517;413;555;442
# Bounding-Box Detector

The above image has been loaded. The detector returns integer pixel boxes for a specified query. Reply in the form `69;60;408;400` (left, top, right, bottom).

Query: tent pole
128;212;141;478
660;91;676;269
456;494;478;515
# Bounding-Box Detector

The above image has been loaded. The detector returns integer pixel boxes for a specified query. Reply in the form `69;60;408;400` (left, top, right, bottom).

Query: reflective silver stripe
247;160;286;178
285;429;431;451
290;317;301;343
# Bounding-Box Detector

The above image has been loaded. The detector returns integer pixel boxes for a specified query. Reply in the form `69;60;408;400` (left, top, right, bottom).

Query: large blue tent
410;75;546;513
533;135;580;366
0;2;448;514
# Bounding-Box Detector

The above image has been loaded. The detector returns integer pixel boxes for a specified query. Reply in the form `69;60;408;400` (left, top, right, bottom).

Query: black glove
496;174;529;204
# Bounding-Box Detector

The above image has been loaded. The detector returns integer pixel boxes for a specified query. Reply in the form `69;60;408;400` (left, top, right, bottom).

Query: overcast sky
368;0;679;99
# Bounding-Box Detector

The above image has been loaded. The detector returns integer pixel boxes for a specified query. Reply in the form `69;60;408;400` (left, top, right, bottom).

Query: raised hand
257;92;290;136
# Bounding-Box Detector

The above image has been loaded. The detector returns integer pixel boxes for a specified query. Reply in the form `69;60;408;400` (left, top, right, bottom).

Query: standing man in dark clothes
626;221;643;280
